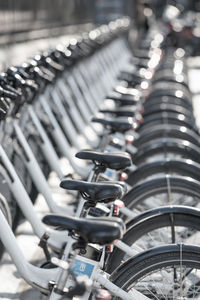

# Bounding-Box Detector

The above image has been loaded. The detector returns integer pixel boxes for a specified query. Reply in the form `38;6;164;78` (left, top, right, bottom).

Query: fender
132;138;200;165
144;95;192;110
148;82;191;101
133;124;200;148
140;112;196;129
123;175;200;208
125;205;200;230
110;244;200;282
143;103;192;118
107;205;200;273
126;159;200;185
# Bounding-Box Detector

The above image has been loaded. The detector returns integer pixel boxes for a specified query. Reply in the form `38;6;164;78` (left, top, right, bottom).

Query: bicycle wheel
111;244;200;299
142;103;193;118
126;159;200;186
152;72;189;88
131;138;200;165
107;205;200;273
123;175;200;212
137;112;197;133
144;95;192;111
149;81;191;100
133;125;200;148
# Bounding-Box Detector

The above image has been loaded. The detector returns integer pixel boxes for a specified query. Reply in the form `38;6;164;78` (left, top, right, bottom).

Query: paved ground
0;57;200;299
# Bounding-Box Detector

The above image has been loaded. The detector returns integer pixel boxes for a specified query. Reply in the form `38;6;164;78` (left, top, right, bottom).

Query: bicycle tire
123;175;200;210
144;95;192;110
107;205;200;273
143;103;193;118
111;244;200;299
149;81;191;100
133;125;200;148
131;138;200;165
137;112;197;133
126;159;200;186
152;72;188;88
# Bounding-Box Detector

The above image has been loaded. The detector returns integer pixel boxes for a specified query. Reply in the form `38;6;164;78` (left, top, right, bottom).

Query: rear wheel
123;176;200;213
107;206;200;273
126;160;200;187
111;244;200;299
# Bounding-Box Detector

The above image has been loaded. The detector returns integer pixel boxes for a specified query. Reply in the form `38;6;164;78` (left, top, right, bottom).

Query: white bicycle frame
0;128;139;255
40;92;90;177
49;235;149;300
0;206;150;300
27;104;64;179
0;26;156;300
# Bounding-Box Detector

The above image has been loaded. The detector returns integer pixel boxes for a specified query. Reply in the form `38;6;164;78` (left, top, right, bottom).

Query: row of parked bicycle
0;16;200;299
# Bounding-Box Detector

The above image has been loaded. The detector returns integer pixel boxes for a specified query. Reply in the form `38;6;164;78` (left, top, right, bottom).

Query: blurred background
0;0;135;44
0;0;199;69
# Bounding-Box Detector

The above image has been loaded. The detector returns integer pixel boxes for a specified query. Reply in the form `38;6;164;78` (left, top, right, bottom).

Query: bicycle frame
40;92;90;177
27;104;64;179
49;235;149;300
0;144;69;250
0;199;150;300
0;118;140;254
0;25;156;299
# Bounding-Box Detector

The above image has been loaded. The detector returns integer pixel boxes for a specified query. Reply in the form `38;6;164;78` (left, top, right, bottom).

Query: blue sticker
106;147;114;153
104;169;115;178
72;259;95;278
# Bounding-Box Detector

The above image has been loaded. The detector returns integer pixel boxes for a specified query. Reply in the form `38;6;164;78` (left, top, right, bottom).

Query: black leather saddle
43;214;124;245
106;91;139;106
91;117;133;133
60;179;124;202
76;149;132;170
100;107;137;117
106;97;138;106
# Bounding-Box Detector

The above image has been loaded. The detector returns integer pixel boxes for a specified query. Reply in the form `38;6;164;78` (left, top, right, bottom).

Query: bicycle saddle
60;180;124;202
117;71;142;86
43;214;124;245
106;95;138;106
91;117;133;133
100;107;137;117
75;149;132;170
